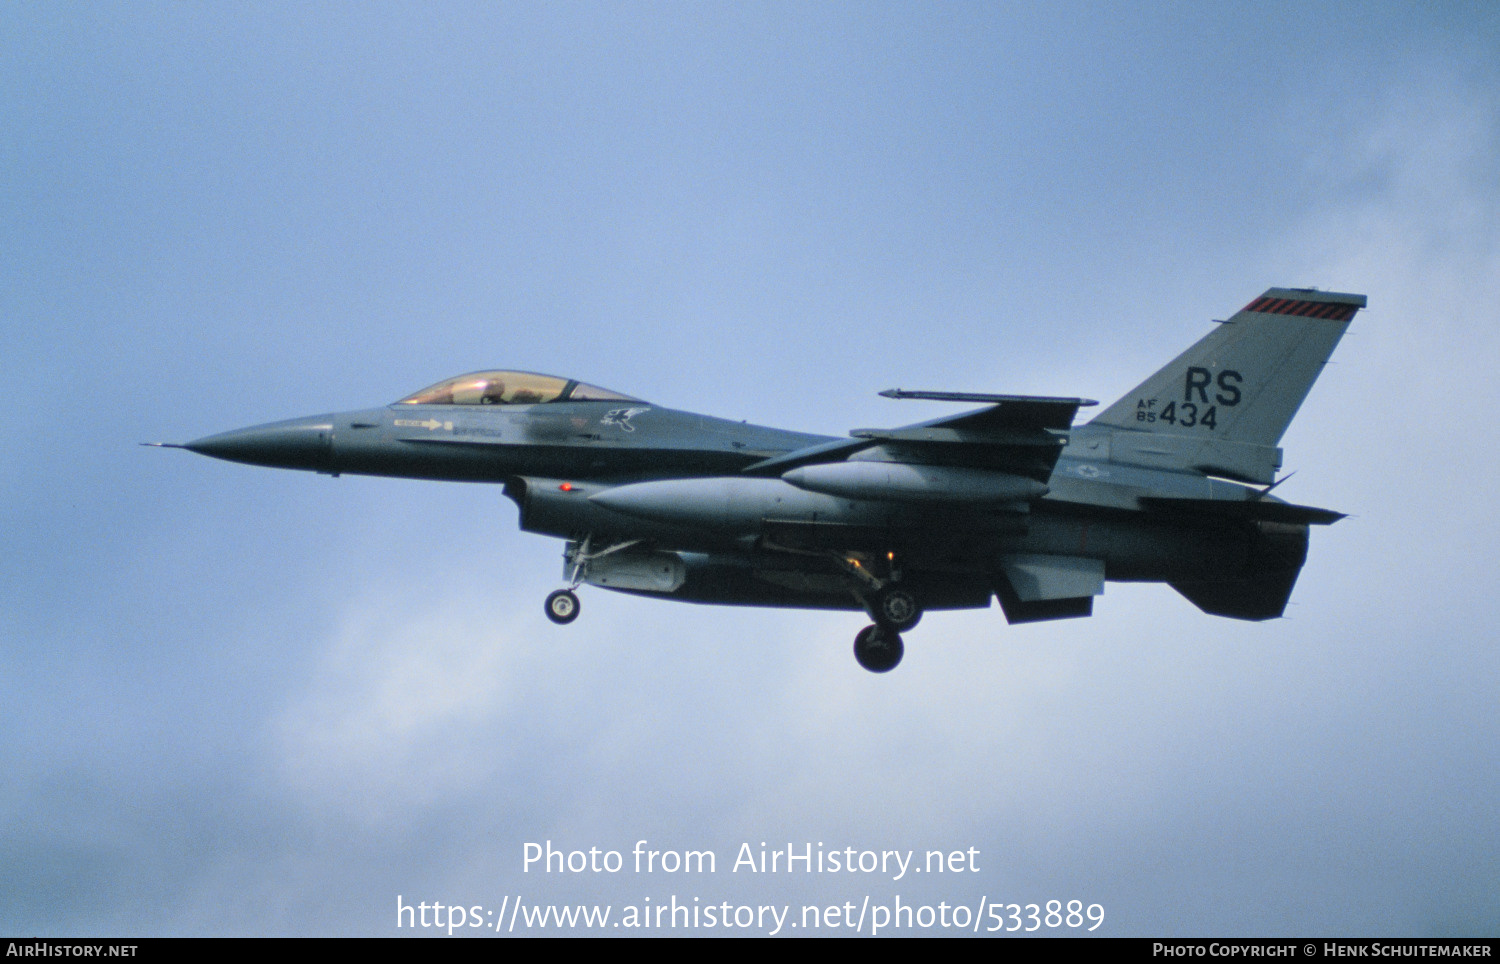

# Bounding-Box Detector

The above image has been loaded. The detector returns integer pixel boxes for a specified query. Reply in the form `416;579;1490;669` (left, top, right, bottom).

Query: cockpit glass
567;382;641;402
396;371;641;405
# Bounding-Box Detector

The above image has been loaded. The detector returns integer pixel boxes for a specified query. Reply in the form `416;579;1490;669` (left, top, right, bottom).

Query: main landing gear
839;554;924;673
853;624;904;673
871;584;921;632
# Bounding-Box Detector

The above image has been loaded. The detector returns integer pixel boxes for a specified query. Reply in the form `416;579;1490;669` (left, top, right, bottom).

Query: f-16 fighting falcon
153;287;1362;672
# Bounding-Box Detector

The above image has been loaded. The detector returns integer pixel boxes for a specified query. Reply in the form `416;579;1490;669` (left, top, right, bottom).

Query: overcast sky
4;1;1498;937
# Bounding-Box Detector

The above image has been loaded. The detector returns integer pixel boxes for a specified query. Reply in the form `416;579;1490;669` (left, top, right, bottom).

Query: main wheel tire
545;589;580;624
853;624;904;673
872;586;922;631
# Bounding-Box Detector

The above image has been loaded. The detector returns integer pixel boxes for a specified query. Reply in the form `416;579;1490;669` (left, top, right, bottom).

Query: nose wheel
853;624;904;673
545;588;580;624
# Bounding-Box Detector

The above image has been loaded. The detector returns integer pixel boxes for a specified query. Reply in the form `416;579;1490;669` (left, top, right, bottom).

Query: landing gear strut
827;551;926;632
828;551;923;672
853;624;904;673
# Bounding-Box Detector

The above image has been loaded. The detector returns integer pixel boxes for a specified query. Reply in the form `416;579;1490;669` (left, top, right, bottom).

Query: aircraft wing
743;392;1096;485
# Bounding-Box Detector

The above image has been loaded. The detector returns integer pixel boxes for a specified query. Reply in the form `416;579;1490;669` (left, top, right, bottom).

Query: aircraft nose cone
185;416;335;471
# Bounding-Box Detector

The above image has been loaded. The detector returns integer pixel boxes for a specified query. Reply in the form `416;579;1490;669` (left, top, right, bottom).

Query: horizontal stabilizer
1139;496;1345;526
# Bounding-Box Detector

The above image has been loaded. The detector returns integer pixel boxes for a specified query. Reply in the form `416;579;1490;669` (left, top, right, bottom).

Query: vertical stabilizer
1085;288;1364;483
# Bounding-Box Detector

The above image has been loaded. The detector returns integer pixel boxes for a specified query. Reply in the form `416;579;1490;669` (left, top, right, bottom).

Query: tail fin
1084;287;1365;483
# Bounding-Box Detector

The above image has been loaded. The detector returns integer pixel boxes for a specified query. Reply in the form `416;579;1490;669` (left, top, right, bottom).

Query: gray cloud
5;4;1498;938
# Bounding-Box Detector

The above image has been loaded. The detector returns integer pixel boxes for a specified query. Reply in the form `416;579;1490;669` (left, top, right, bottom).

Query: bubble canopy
396;371;643;406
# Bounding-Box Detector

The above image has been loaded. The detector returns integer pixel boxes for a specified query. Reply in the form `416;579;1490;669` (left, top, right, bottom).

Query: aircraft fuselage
166;286;1361;672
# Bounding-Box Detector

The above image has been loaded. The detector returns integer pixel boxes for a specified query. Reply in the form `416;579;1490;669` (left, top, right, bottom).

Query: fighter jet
155;287;1362;672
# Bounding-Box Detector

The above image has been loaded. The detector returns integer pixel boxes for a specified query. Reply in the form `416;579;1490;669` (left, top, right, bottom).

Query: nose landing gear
545;588;580;624
543;535;643;625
